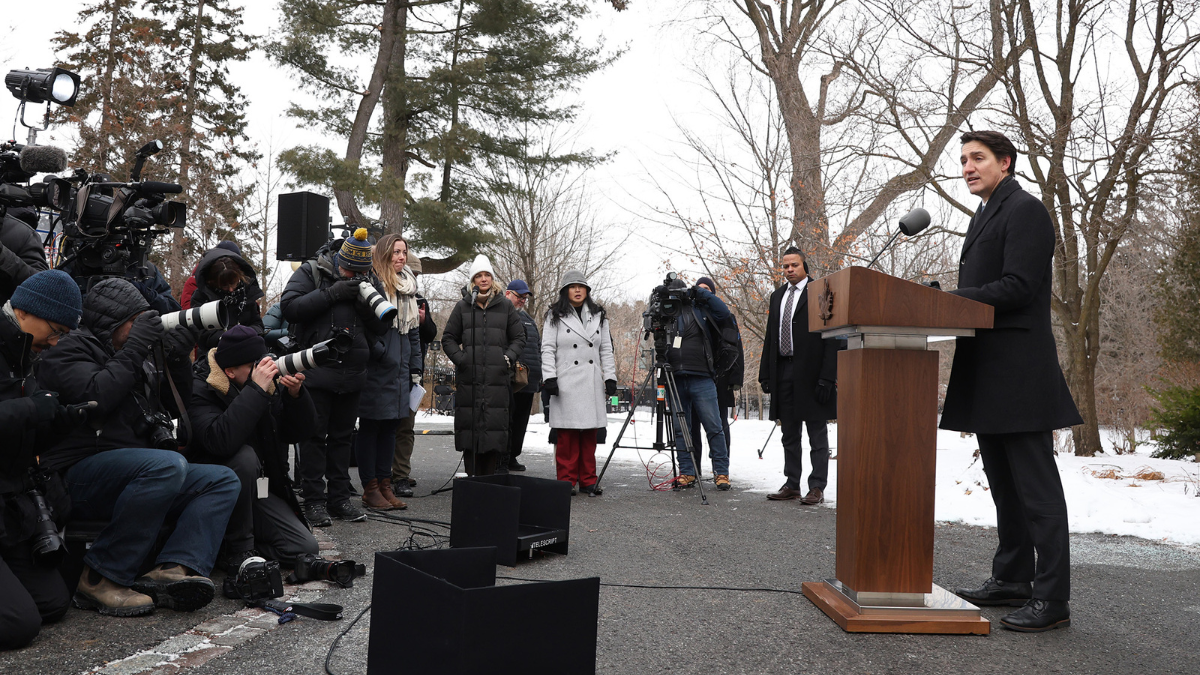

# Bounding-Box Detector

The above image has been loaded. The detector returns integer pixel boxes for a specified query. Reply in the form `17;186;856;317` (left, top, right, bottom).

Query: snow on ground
514;410;1200;546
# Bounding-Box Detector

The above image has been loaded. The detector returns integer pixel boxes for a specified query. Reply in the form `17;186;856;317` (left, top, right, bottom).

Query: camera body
224;556;284;602
642;272;690;335
134;410;178;450
26;468;66;568
292;553;365;588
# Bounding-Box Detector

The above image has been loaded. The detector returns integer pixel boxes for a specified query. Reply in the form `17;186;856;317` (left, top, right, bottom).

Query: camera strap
253;598;344;621
151;343;193;452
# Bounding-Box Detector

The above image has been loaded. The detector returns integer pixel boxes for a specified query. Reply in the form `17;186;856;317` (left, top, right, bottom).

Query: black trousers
300;388;361;506
777;359;830;491
978;431;1070;601
508;392;535;461
463;451;502;477
221;446;318;564
0;542;69;650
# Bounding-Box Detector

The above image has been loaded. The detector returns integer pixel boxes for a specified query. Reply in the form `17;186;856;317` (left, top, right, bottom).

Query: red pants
555;429;598;487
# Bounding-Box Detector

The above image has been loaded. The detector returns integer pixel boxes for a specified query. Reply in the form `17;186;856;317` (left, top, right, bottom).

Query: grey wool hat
558;269;590;292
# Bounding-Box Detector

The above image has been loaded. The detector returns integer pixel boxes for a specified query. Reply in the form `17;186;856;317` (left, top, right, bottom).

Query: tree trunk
168;0;206;294
437;0;468;206
378;0;408;234
97;0;125;170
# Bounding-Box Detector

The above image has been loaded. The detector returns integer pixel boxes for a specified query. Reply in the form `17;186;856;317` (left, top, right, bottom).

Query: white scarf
391;266;420;333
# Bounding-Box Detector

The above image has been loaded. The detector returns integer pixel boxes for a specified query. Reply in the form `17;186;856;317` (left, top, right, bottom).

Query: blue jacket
669;286;730;377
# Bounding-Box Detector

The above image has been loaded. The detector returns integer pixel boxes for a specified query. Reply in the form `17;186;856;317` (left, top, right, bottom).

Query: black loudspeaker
367;548;599;675
450;474;572;566
276;191;330;261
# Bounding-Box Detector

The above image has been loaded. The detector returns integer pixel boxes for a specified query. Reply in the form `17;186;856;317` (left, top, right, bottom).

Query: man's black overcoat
759;278;839;422
940;177;1082;434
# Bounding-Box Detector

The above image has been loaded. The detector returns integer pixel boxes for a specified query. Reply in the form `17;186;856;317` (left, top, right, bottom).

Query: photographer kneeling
0;271;79;649
37;279;239;617
190;326;319;572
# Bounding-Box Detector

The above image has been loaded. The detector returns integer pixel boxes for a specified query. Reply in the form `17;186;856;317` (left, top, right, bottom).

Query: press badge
256;477;269;499
673;336;682;349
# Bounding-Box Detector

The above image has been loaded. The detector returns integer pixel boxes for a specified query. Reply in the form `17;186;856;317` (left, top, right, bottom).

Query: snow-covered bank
517;412;1200;545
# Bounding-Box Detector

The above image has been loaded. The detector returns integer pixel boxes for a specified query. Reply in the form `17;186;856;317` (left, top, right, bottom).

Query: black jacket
514;308;542;393
442;289;526;455
759;278;840;422
189;348;315;518
417;295;437;365
36;280;193;474
716;313;745;409
940;178;1082;434
279;246;391;393
0;214;49;305
188;248;265;353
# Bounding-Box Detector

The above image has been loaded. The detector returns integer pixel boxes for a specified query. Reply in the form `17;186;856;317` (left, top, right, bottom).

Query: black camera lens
27;489;66;568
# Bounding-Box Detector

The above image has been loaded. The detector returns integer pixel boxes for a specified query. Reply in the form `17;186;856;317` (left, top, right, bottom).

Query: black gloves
162;325;197;361
543;378;559;396
923;280;942;290
815;379;836;405
605;379;617;396
328;280;361;303
30;390;60;426
124;310;164;355
759;381;770;394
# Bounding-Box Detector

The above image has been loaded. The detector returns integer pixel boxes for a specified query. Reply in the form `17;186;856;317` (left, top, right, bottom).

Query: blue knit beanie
11;270;82;330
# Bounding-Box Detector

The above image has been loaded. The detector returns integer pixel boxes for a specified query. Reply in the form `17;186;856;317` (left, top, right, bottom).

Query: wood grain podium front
800;267;993;635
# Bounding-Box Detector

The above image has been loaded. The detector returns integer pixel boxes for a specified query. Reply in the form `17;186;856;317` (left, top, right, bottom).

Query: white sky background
1;0;985;302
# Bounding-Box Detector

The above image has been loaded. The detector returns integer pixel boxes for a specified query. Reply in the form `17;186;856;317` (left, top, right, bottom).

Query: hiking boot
508;458;527;472
379;478;409;510
330;500;368;522
219;548;260;576
673;474;697;490
74;566;155;617
361;479;394;511
715;475;731;491
305;502;332;527
131;564;216;612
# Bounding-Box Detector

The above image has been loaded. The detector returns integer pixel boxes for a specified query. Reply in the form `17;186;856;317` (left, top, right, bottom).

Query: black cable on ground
324;604;371;675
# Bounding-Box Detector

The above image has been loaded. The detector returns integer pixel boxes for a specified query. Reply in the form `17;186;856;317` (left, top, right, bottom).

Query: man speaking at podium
941;131;1082;632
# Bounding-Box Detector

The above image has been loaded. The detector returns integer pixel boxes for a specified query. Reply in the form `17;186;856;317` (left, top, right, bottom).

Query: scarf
391;267;420;333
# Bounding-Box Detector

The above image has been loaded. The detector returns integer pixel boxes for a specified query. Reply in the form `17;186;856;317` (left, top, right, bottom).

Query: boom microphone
136;181;184;195
18;145;68;174
866;207;932;271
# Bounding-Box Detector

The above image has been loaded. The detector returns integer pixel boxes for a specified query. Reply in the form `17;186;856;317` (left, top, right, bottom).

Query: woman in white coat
540;270;616;496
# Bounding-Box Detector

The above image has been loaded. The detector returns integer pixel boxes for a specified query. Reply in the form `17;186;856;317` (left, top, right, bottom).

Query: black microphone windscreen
899;207;931;236
138;181;184;194
18;145;68;174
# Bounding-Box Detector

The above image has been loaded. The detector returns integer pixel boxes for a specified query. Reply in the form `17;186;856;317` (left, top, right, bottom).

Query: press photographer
190;326;319;574
0;270;80;649
0;142;60;305
281;228;392;527
186;244;265;354
36;278;239;617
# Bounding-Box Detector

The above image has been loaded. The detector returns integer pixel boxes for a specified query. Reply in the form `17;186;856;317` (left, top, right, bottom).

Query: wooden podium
800;267;994;635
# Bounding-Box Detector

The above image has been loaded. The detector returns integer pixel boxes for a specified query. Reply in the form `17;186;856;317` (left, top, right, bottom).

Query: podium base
802;580;991;635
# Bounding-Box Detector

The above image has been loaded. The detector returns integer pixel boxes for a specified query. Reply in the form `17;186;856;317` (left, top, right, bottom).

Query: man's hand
542;378;559;396
418;304;427;323
125;310;164;354
411;371;423;386
759;381;770;394
280;372;304;398
162;325;197;361
605;379;617;396
327;280;360;303
30;391;60;426
815;379;836;405
251;356;280;391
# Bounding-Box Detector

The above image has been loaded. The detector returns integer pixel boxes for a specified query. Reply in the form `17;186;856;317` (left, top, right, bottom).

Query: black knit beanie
215;325;267;369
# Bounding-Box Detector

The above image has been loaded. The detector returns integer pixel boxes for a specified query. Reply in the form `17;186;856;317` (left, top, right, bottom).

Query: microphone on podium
866;207;930;270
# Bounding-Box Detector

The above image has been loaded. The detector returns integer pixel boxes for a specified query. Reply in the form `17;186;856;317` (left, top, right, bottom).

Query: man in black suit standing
760;248;839;504
944;131;1082;633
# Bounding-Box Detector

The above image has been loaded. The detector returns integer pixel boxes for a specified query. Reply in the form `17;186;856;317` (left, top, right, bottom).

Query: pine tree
1153;87;1200;363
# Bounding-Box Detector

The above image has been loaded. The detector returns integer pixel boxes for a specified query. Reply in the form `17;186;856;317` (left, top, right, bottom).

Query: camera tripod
595;339;710;506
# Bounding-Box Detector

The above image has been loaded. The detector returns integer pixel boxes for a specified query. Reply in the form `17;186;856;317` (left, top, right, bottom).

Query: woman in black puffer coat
441;255;525;476
189;247;264;354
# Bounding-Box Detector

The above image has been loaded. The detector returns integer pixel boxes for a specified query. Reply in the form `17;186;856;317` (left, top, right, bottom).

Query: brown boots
74;565;155;617
379;477;409;510
362;478;395;511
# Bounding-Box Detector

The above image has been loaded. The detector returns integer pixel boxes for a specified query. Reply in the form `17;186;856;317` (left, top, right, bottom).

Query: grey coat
541;306;615;430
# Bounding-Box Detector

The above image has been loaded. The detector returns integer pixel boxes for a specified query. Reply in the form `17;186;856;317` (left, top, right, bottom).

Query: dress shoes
1000;599;1071;632
767;485;803;500
954;577;1033;606
799;489;824;505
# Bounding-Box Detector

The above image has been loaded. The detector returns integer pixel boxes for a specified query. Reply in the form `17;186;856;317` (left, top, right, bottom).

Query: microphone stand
865;230;903;270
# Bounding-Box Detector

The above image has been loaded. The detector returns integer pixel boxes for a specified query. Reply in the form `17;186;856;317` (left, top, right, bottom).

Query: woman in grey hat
540;270;616;496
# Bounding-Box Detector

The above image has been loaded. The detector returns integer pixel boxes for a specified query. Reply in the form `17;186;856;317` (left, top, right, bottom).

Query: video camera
0;142;71;216
642;272;690;351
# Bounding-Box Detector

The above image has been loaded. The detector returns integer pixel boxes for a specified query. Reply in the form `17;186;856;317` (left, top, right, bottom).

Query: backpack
699;306;742;377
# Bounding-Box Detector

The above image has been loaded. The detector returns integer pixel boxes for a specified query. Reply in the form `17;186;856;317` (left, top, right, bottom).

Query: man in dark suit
760;248;839;504
944;131;1082;633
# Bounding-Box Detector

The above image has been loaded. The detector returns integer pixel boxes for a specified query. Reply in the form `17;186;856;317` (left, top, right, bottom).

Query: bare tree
996;0;1200;456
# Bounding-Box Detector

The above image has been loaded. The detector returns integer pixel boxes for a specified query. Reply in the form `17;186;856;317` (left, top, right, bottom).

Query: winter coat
181;269;198;309
262;303;290;349
417;295;437;363
60;259;181;315
940;178;1082;434
279;247;391;393
0;306;71;546
0;214;49;306
359;288;422;420
441;290;526;455
188;248;265;353
189;348;315;520
759;278;841;422
716;313;745;409
541;305;615;430
36;280;193;474
515;309;543;393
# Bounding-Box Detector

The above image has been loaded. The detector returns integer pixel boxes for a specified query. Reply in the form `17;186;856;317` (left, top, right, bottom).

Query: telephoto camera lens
27;489;67;568
358;281;398;323
274;337;341;376
160;300;230;332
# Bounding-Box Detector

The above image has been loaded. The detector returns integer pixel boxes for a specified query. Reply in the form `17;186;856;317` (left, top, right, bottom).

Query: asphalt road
5;431;1199;675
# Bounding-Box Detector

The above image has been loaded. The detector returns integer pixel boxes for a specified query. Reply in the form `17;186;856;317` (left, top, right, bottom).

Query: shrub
1146;384;1200;460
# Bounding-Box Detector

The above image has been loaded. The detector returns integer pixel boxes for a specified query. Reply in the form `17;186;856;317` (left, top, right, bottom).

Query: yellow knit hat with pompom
337;227;374;271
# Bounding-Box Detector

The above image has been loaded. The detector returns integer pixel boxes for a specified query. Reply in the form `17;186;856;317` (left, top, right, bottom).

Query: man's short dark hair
961;130;1018;176
782;246;804;259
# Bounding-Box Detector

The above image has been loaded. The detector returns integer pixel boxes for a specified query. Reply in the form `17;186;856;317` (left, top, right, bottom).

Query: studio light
5;67;81;107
